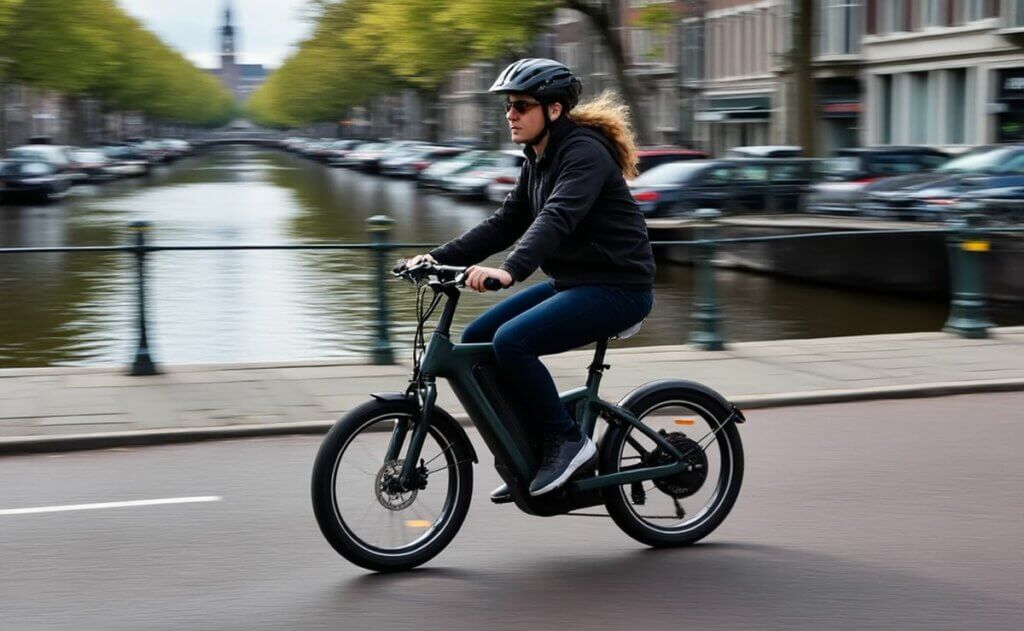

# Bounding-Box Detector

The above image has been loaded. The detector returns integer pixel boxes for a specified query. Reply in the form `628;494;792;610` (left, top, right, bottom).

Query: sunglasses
504;99;541;114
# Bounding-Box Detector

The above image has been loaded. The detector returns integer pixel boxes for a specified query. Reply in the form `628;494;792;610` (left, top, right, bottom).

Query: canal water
0;146;1018;368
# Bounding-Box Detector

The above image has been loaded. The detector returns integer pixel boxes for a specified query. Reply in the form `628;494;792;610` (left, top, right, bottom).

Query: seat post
586;338;610;392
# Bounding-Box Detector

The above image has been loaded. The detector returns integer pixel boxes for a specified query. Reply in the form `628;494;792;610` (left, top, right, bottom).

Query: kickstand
672;497;686;519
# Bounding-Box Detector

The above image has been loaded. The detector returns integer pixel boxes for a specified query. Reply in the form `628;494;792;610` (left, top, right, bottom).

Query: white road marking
0;496;222;516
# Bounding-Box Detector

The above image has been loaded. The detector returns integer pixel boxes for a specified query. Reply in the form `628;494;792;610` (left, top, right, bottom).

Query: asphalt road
2;393;1023;630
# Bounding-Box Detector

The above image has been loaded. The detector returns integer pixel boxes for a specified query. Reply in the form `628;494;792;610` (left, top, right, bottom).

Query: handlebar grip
483;277;504;292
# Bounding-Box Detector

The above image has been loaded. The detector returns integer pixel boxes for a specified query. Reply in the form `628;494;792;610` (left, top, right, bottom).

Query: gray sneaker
529;432;598;496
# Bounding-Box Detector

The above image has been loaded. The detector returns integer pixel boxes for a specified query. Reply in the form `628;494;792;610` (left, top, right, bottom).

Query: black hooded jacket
429;117;656;290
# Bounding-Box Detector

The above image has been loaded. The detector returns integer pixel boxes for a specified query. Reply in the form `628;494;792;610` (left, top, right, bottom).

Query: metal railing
1;212;1021;375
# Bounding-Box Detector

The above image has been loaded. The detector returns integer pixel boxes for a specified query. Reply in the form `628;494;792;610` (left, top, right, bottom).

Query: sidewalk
2;327;1023;454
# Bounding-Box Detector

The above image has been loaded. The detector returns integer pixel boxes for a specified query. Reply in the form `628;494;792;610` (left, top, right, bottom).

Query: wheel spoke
426;457;472;476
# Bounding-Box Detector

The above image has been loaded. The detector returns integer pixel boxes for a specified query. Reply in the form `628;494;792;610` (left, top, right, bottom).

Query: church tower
219;2;238;97
220;2;236;63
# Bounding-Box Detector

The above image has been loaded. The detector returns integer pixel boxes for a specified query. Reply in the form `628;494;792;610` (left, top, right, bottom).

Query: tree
257;0;658;142
5;0;117;95
794;0;818;156
0;0;23;149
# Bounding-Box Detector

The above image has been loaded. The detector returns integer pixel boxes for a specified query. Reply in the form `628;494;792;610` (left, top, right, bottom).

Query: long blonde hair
567;91;640;180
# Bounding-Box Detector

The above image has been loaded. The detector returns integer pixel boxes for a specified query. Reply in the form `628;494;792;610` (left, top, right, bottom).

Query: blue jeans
462;281;654;435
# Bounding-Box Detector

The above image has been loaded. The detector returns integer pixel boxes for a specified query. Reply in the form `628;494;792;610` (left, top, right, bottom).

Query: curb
2;378;1023;456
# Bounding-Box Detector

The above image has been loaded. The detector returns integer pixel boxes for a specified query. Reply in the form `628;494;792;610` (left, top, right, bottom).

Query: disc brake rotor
374;460;418;510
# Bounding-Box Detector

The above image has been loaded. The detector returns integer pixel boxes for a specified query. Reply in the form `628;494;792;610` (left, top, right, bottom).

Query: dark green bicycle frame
391;287;689;495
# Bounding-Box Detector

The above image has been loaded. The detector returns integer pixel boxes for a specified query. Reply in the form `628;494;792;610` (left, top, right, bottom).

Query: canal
0;146;1018;368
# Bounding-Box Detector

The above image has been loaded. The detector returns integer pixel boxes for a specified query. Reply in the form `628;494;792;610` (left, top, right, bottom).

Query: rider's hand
405;253;437;269
464;266;512;292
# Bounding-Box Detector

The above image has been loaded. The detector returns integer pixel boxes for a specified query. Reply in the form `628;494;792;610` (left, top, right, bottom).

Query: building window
910;72;929;143
879;74;893;143
658;87;675;129
822;0;863;54
1010;0;1024;26
919;0;941;26
881;0;907;33
556;43;579;70
682;20;704;82
630;28;650;64
947;69;966;144
964;0;985;20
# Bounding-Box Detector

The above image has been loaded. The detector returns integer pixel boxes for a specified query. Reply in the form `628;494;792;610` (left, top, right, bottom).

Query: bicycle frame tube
396;288;693;495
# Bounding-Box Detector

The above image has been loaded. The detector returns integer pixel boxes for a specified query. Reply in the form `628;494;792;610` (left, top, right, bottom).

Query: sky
117;0;313;69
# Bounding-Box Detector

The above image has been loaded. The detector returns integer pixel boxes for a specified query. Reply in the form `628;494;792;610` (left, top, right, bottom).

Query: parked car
636;148;709;173
380;146;467;177
130;140;171;165
7;144;74;171
629;160;729;217
338;142;389;169
358;141;427;172
7;143;83;183
0;160;72;202
322;139;364;165
441;150;526;199
629;158;816;217
803;146;950;215
726;145;802;158
100;145;150;177
417;150;487;188
297;139;335;159
69;148;116;182
159;139;193;159
859;144;1024;221
485;157;525;203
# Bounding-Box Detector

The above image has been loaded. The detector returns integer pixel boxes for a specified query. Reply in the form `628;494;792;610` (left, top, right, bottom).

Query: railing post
367;215;396;365
943;206;992;339
129;221;159;375
689;208;726;350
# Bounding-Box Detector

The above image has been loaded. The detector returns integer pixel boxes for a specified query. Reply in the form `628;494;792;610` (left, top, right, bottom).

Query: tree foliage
254;0;654;141
251;0;557;127
1;0;234;126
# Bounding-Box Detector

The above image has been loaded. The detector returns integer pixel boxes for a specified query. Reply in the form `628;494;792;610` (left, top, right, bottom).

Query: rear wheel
600;387;743;547
311;399;474;572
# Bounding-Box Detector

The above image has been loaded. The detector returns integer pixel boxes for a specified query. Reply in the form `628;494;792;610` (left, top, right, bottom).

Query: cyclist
409;58;655;500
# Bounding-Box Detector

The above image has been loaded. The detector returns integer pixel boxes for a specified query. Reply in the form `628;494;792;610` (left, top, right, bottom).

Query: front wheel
601;386;744;547
311;399;474;572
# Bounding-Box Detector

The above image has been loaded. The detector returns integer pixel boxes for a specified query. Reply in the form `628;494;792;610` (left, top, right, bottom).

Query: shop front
818;78;861;152
695;93;773;156
996;68;1024;143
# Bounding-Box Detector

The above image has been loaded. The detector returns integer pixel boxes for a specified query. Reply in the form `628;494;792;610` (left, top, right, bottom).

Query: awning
696;95;772;122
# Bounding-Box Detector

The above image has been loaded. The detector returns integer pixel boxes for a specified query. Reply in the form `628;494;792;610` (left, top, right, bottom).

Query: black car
630;158;816;218
859;144;1024;221
0;160;72;202
803;146;950;215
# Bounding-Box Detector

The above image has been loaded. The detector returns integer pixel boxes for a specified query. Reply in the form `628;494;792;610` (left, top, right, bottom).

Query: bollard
367;215;396;365
943;207;992;339
689;208;726;350
129;221;159;375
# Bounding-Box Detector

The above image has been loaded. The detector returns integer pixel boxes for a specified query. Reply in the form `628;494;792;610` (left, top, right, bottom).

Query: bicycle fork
390;381;436;490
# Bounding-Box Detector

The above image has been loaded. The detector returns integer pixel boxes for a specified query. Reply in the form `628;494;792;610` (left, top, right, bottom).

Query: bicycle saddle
612;320;643;340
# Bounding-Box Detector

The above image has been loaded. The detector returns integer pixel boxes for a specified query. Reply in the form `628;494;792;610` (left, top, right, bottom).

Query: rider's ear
547;102;563;121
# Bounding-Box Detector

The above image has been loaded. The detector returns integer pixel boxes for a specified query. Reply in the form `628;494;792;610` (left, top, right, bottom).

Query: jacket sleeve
429;165;532;266
499;140;612;281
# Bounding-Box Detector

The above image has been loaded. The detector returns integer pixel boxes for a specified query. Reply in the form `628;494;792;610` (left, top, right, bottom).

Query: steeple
221;1;235;57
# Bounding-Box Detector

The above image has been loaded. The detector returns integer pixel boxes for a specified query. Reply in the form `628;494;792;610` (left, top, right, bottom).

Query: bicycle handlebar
393;259;506;292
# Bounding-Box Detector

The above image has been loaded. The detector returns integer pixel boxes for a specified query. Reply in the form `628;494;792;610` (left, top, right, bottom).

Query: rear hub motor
648;432;708;498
